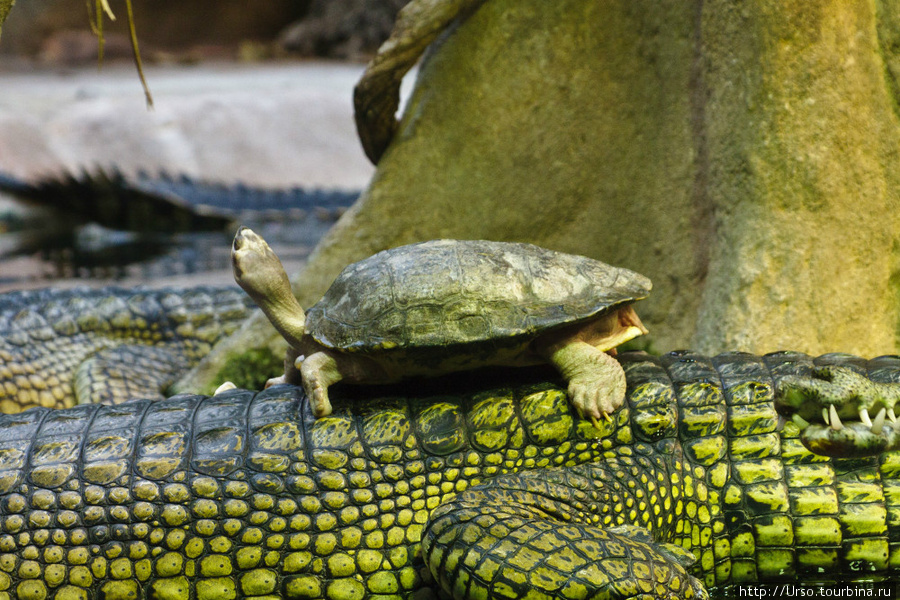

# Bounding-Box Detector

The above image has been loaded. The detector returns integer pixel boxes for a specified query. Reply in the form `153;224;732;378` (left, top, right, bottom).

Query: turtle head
775;366;900;458
232;227;307;348
589;305;650;354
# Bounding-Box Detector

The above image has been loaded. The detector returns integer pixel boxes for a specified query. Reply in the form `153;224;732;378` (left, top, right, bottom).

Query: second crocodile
0;286;252;411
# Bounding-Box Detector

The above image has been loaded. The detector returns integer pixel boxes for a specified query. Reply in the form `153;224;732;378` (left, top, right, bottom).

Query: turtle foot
297;351;342;417
299;372;333;418
776;366;900;457
542;340;626;421
569;375;624;422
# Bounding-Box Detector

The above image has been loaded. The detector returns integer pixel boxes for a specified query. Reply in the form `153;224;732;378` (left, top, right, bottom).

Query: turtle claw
304;382;333;418
569;380;623;424
264;375;287;389
214;381;237;395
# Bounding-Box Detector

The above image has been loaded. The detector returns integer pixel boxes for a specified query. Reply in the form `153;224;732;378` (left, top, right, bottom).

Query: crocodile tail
0;169;233;233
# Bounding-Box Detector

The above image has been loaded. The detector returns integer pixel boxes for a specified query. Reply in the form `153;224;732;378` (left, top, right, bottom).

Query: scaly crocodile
0;286;251;412
0;350;897;599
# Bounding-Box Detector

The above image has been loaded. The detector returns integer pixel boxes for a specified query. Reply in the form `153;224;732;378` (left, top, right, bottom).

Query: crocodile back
0;382;608;599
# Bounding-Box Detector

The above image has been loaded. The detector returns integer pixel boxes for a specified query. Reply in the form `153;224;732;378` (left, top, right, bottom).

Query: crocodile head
775;366;900;457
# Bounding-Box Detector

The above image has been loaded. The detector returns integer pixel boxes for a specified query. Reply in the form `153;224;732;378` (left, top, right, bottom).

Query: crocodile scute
0;286;252;411
0;351;899;598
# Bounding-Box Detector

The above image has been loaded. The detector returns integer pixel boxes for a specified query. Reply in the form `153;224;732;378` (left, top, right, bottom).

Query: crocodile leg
423;453;707;600
73;344;187;406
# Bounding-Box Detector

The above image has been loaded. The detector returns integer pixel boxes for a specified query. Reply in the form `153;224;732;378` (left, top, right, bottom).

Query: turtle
229;227;651;423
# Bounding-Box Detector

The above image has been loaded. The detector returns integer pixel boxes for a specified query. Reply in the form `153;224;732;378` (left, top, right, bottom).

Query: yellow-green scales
0;350;897;599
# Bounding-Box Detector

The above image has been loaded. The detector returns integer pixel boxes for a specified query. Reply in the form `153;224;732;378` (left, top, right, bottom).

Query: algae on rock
179;0;900;393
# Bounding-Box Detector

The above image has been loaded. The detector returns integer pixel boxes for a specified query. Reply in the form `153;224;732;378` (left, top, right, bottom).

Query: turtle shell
305;239;651;352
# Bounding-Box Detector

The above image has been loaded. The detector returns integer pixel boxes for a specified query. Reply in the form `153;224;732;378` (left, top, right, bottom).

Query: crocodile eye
631;403;677;442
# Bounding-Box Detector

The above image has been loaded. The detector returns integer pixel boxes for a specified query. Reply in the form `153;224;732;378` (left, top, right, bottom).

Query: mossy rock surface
0;0;14;39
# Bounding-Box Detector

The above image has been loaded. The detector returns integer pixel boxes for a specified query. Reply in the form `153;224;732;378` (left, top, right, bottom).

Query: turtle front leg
539;339;626;422
297;351;343;417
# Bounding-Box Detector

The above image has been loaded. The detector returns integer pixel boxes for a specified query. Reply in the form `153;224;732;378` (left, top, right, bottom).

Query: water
0;209;342;292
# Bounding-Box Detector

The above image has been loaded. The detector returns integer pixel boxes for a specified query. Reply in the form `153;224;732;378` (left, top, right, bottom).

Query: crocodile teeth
823;407;830;425
860;408;873;428
791;414;810;429
871;408;886;435
829;404;843;431
889;408;897;424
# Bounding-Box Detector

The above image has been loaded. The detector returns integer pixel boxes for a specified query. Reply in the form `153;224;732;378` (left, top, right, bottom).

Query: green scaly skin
0;287;251;411
0;351;898;598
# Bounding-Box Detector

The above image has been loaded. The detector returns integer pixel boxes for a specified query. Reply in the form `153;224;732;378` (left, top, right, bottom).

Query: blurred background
0;0;411;292
0;0;408;63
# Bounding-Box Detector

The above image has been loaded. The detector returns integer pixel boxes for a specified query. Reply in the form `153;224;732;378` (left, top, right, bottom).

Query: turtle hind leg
297;350;343;417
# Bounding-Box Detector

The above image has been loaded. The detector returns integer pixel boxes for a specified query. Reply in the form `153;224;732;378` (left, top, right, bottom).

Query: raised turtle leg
298;351;344;417
538;339;626;422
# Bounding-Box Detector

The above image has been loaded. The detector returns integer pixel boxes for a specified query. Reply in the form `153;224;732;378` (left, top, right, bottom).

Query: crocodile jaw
776;366;900;458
